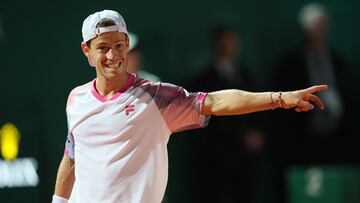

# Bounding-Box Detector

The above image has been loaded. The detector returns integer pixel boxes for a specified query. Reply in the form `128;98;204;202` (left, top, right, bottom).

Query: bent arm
202;85;328;116
53;155;75;200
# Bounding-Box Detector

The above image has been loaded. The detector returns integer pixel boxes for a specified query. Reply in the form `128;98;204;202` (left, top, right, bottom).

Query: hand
281;85;328;112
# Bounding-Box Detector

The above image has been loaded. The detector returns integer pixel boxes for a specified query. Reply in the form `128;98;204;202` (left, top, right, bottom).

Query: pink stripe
110;74;135;101
91;80;107;102
91;74;136;102
198;92;207;103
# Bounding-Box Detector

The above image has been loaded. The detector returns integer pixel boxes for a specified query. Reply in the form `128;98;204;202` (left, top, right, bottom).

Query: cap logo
96;28;101;35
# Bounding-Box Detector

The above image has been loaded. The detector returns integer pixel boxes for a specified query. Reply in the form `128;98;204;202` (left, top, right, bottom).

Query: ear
81;42;90;57
81;42;95;67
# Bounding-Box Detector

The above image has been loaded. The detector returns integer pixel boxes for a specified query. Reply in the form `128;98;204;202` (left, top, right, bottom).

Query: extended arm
52;155;75;202
201;85;328;116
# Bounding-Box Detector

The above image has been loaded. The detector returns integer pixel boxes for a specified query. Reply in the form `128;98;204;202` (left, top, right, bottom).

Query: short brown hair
86;18;116;47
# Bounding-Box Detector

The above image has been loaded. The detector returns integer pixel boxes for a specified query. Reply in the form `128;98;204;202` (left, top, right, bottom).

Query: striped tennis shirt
65;74;209;203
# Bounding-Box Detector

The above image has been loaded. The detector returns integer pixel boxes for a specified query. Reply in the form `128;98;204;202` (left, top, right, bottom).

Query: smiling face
82;32;129;81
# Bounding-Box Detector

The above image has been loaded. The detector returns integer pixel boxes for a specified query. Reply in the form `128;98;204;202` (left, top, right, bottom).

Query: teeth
107;63;120;69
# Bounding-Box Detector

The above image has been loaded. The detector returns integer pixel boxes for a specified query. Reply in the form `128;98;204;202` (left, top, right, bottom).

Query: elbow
209;101;233;116
203;94;231;116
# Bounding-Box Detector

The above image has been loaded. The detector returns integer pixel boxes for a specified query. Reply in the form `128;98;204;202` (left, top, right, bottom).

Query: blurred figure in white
298;3;344;134
273;2;350;165
127;32;161;82
270;5;352;202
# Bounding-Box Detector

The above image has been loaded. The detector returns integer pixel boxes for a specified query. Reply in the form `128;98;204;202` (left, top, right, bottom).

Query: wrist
52;195;68;203
277;92;283;108
270;92;283;109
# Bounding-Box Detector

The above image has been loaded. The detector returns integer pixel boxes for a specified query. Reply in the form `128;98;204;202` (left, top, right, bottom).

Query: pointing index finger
306;85;328;94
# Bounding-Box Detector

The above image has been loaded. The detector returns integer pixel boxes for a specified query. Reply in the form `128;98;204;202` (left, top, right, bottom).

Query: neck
95;72;130;99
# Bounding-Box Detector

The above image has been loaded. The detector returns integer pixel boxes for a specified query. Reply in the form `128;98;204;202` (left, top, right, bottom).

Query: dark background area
0;0;359;202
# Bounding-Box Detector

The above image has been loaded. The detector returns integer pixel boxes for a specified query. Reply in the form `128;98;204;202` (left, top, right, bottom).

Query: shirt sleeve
64;88;77;160
149;82;211;133
64;133;75;160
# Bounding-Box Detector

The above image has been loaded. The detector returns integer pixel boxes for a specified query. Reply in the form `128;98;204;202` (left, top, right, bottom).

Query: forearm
54;155;75;199
202;89;281;116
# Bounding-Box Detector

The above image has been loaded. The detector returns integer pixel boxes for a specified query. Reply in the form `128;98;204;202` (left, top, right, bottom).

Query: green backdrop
0;0;359;202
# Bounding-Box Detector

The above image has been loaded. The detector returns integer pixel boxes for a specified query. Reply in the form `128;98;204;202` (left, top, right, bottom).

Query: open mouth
105;62;122;69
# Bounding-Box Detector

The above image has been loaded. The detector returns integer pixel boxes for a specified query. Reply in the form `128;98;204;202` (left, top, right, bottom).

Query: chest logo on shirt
125;104;135;116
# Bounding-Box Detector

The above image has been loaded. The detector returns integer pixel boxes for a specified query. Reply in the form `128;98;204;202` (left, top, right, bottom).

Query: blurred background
0;0;359;202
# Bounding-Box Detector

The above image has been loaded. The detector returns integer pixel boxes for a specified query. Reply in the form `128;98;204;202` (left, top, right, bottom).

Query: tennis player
52;9;328;203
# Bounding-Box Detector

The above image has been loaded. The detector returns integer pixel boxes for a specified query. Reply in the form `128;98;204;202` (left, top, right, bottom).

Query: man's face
306;15;329;45
82;32;129;81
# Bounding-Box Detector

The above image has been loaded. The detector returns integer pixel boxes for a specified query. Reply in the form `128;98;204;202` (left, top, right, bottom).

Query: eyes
98;46;110;52
96;43;125;53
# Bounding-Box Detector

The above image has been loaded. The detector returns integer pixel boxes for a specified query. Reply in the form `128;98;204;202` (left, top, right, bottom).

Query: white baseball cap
81;9;128;43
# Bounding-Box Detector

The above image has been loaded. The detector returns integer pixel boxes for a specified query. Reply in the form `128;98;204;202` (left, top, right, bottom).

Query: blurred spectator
271;3;353;202
127;32;161;82
273;2;350;164
272;3;356;202
186;24;265;203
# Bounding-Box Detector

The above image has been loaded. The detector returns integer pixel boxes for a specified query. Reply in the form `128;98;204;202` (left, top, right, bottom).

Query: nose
106;48;120;61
